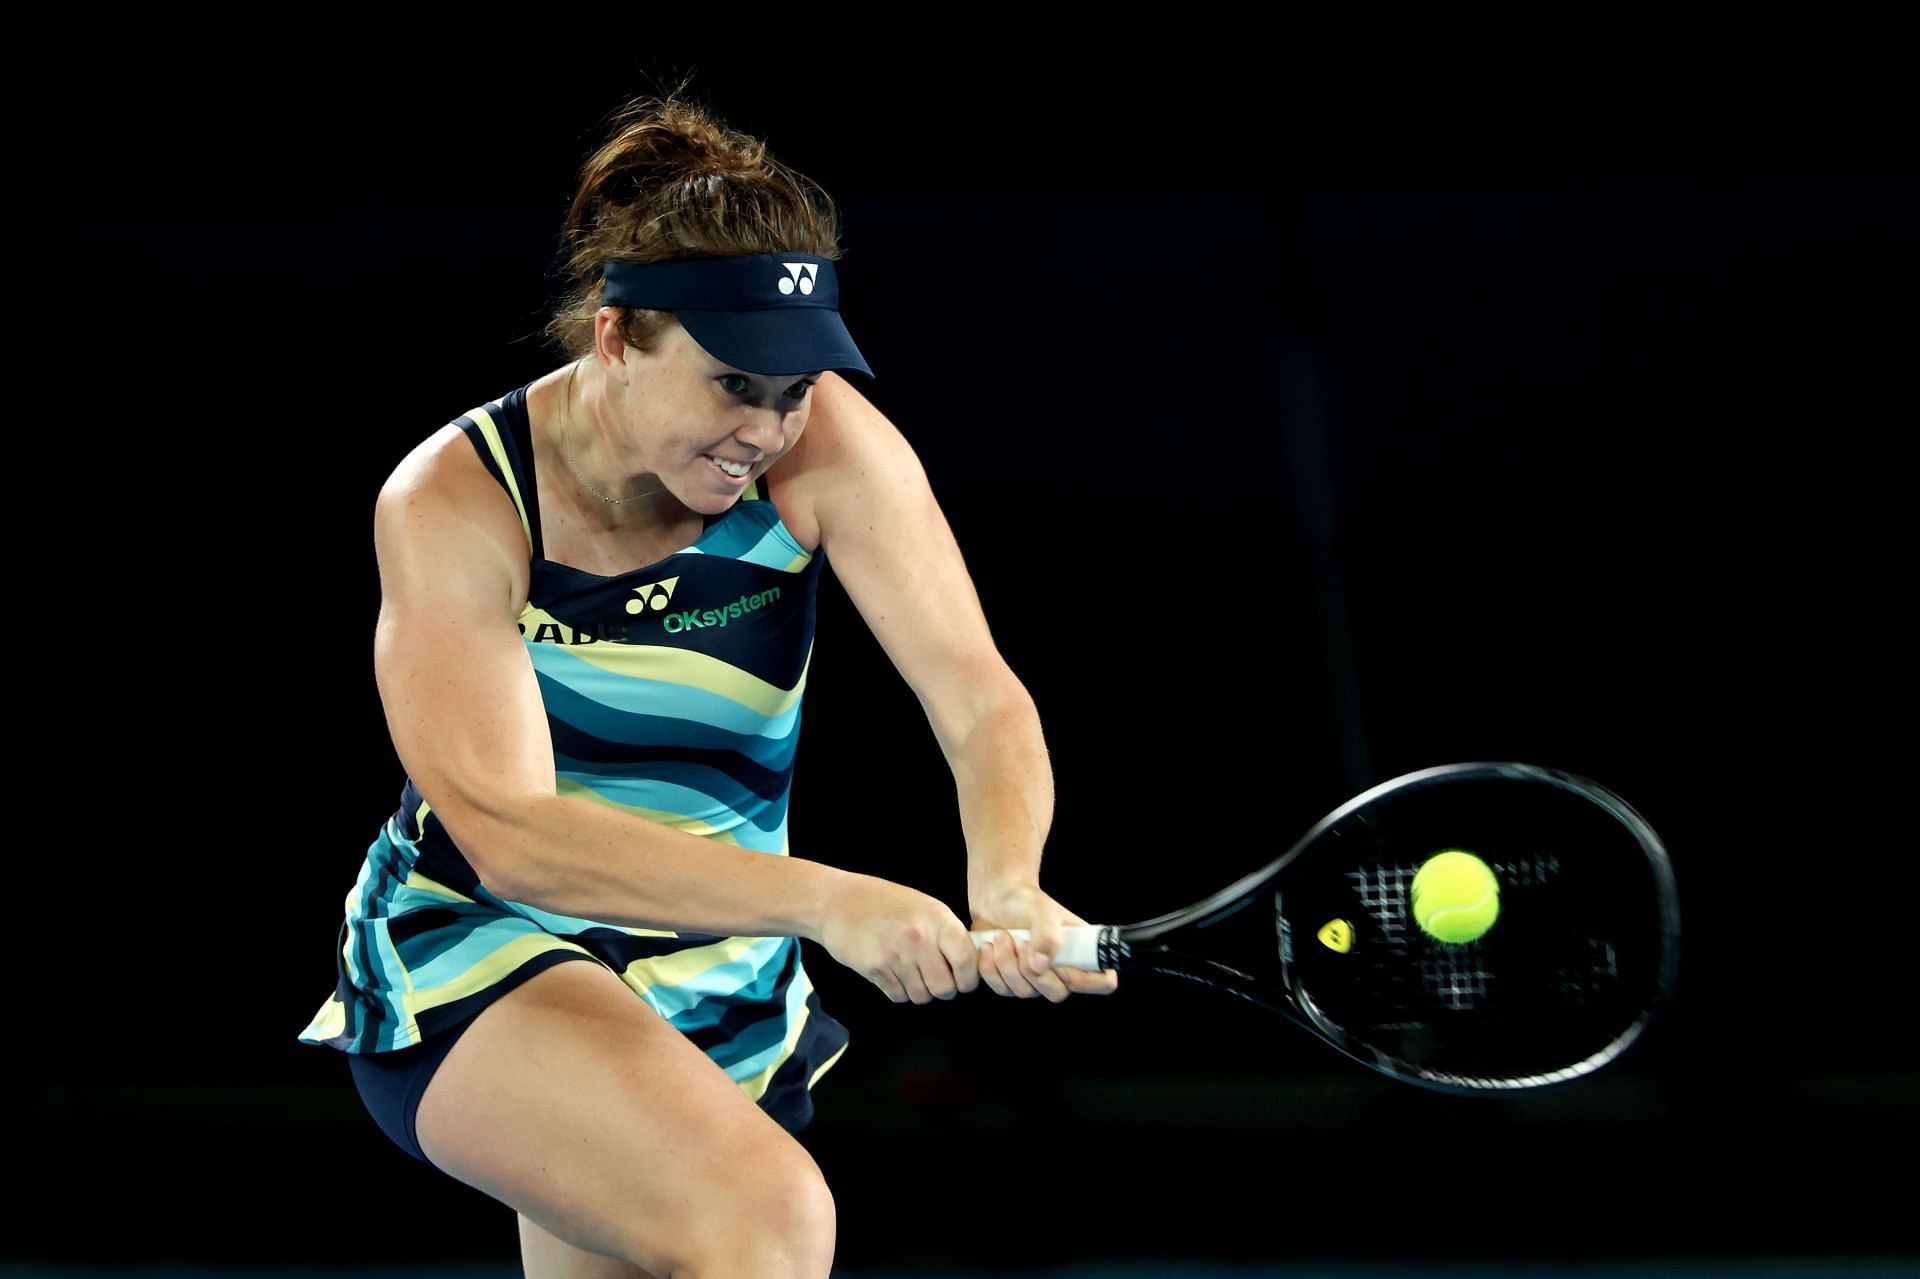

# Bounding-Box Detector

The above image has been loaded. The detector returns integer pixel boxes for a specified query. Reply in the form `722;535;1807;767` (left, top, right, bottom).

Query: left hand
970;882;1120;1002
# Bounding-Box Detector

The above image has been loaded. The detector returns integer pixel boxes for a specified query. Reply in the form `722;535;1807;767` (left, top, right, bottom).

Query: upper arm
371;429;553;882
784;375;1034;755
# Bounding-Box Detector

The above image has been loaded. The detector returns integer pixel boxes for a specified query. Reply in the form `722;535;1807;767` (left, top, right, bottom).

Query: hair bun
542;88;843;362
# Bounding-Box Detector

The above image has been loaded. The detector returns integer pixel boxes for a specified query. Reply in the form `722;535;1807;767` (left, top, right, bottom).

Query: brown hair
543;90;845;361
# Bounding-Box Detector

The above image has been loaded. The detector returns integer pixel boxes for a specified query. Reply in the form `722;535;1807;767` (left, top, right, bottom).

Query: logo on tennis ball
1409;850;1500;945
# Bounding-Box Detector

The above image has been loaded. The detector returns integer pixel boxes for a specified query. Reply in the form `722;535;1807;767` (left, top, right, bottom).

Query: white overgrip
967;925;1106;971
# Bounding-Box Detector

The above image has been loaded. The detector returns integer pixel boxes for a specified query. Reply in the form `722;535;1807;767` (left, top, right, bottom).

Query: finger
980;932;1032;997
975;938;1012;997
1024;943;1074;1004
939;924;981;996
920;952;960;1002
1060;965;1119;996
997;936;1040;999
1024;913;1064;980
982;929;1036;997
871;968;908;1003
900;963;934;1006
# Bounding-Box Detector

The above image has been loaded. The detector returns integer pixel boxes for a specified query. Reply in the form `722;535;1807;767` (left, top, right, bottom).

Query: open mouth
705;455;754;482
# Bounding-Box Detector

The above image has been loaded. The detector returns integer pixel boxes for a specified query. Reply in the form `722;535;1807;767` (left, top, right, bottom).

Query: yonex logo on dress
626;577;680;616
778;263;818;296
519;580;784;644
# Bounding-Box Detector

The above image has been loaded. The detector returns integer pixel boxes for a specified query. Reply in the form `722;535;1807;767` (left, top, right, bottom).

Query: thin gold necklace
562;359;664;505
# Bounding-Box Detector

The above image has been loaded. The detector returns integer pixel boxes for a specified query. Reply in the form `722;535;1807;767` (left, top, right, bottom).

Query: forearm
456;792;853;941
947;684;1055;915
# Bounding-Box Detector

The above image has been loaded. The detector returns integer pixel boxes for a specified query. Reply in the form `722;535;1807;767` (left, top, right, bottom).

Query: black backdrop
23;13;1915;1270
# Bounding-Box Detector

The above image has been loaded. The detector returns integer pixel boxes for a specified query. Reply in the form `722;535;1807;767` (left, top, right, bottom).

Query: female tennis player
297;93;1114;1278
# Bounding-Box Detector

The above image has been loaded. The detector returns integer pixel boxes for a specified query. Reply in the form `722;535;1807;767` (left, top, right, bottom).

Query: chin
684;486;745;516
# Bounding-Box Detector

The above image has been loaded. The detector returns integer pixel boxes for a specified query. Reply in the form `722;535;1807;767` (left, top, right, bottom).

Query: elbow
432;790;547;903
469;850;524;903
933;666;1042;763
971;664;1040;727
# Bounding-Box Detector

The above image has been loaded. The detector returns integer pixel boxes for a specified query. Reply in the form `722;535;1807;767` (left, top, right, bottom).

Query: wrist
793;861;861;944
968;876;1040;922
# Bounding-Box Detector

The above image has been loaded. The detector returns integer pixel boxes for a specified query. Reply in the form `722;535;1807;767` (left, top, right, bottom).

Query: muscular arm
370;429;983;1004
787;378;1051;900
786;376;1114;997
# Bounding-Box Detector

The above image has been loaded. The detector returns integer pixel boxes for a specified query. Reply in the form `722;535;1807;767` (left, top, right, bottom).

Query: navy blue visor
601;253;873;378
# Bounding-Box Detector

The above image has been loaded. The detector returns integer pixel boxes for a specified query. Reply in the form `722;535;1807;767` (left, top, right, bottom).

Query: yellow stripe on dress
405;932;601;1022
521;609;812;715
808;1042;849;1089
466;406;535;557
553;773;744;839
734;965;822;1102
305;994;348;1042
615;932;769;992
394;870;476;904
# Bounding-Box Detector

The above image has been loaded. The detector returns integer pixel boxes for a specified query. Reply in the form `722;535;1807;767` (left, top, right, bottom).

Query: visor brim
675;308;874;378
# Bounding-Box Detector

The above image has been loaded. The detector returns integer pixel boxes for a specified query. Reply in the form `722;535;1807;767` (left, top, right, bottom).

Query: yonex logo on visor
779;263;817;295
600;253;873;379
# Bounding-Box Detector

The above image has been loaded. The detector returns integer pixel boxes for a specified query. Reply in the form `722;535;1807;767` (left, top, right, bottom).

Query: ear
592;307;637;386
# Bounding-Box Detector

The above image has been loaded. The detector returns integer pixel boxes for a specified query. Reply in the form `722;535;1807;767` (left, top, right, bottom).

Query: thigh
413;958;827;1277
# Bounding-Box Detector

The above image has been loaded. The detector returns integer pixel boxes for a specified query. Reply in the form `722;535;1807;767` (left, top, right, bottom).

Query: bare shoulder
382;421;496;503
375;423;532;618
766;372;931;554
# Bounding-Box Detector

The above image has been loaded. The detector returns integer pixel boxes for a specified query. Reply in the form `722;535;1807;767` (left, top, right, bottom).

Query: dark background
21;12;1914;1271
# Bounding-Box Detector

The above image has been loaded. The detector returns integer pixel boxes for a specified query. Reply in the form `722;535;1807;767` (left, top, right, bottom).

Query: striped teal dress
299;381;849;1126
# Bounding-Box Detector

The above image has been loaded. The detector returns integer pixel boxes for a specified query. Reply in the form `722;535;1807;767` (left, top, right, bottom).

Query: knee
781;1153;837;1263
738;1146;837;1275
673;1144;835;1278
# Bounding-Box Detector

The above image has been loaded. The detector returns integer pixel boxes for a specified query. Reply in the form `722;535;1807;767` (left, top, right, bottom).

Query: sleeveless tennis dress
298;381;849;1131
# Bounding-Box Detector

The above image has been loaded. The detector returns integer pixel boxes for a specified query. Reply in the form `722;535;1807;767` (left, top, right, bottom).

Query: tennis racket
971;762;1680;1095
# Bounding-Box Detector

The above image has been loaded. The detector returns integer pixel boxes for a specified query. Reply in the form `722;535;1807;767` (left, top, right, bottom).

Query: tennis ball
1410;850;1500;944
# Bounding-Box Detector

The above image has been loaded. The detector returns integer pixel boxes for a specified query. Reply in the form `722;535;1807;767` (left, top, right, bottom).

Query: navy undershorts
346;949;602;1166
346;954;815;1166
348;1016;476;1166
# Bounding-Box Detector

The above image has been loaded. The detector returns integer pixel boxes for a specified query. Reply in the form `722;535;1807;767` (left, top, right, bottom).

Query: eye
718;374;752;396
785;378;819;400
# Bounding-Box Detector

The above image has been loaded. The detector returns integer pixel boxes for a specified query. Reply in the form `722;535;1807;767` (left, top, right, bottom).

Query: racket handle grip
967;925;1110;971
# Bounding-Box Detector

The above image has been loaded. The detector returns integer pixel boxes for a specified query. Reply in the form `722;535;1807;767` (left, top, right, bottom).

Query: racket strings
1417;952;1491;1011
1345;861;1492;1012
1542;937;1621;1008
1348;861;1411;948
1338;852;1593;1015
1492;851;1563;887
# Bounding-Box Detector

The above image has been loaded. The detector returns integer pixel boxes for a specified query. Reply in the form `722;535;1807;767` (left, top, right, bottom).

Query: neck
557;358;668;520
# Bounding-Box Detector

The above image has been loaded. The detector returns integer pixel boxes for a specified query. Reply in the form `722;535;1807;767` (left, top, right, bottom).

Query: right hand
815;873;981;1004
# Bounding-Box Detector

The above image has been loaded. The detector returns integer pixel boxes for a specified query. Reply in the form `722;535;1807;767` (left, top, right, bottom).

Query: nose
734;404;798;453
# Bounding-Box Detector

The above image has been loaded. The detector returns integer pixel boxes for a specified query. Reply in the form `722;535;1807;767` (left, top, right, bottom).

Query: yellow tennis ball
1410;850;1500;944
